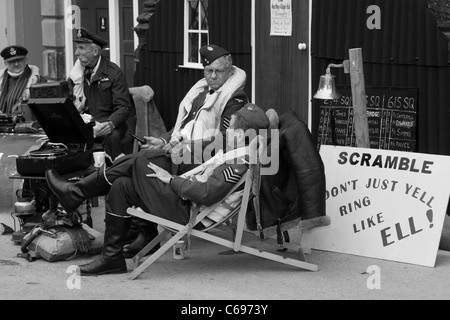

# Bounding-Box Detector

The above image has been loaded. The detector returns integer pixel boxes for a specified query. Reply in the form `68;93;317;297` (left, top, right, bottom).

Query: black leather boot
125;217;140;245
123;219;160;259
79;213;131;276
45;166;110;213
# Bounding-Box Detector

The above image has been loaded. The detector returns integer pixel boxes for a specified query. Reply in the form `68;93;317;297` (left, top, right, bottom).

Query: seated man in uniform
48;103;270;276
68;28;132;163
47;44;249;258
0;45;43;115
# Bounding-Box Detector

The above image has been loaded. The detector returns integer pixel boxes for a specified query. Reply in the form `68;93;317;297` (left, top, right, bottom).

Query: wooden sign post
349;48;370;148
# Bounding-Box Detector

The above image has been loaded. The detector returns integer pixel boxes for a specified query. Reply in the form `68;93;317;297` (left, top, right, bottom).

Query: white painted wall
0;0;10;62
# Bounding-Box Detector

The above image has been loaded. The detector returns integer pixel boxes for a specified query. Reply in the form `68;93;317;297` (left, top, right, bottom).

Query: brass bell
313;68;341;100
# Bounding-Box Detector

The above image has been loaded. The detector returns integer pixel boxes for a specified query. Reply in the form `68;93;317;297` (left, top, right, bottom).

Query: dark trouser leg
123;219;159;258
122;154;173;257
103;126;127;163
125;218;141;245
79;176;141;276
45;154;138;213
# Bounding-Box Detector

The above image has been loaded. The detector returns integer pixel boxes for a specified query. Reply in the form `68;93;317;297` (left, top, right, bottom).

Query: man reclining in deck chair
45;103;270;276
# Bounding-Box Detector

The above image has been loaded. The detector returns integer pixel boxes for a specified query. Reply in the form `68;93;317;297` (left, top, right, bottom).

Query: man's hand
146;162;173;184
93;121;113;137
141;136;166;150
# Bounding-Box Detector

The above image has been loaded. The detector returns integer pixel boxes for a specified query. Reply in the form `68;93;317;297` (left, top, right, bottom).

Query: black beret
73;28;108;49
1;45;28;62
200;45;230;67
235;103;270;131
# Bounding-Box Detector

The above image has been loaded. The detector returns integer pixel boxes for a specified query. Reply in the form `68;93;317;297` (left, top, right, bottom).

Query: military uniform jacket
171;151;248;226
83;57;131;129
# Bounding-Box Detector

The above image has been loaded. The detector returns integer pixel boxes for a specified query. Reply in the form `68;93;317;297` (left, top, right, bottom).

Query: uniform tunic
82;57;131;160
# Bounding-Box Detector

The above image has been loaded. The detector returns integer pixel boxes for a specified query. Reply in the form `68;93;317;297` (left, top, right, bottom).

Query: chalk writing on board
317;86;418;152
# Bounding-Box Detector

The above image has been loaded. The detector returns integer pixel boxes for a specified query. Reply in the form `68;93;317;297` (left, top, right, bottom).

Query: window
183;0;209;69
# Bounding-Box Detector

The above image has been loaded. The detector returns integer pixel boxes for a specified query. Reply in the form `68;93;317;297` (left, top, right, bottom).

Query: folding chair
126;137;319;280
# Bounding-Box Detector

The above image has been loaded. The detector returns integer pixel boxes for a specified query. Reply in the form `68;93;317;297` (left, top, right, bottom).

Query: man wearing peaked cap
1;45;28;62
73;28;108;49
0;45;43;114
68;27;131;163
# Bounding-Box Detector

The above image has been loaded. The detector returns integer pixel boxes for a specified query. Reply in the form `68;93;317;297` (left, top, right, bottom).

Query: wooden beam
349;48;370;148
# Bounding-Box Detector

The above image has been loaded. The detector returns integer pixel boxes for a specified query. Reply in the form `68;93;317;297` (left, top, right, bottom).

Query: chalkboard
316;86;418;152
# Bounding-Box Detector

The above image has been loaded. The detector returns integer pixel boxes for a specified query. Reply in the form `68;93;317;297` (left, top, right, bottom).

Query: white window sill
178;63;204;70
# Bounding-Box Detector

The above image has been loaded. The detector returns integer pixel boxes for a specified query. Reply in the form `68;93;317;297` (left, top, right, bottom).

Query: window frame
181;0;209;69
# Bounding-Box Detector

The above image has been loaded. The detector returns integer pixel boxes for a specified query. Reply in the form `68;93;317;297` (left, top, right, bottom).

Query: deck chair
126;136;319;280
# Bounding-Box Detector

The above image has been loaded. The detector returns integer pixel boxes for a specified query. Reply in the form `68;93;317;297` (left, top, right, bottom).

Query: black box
16;96;94;176
30;81;70;99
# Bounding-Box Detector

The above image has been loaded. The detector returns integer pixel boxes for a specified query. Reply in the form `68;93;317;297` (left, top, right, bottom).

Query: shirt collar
91;56;102;76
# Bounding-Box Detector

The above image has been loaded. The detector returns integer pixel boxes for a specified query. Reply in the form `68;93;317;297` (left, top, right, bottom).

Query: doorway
255;0;310;124
119;0;136;86
71;0;136;86
73;0;110;59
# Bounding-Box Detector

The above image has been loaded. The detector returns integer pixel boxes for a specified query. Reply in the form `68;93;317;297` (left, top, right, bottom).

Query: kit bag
21;224;103;262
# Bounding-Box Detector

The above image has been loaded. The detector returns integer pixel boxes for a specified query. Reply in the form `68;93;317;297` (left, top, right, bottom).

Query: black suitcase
16;95;94;176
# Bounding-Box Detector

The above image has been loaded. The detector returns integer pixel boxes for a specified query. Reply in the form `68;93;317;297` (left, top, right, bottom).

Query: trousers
104;151;191;225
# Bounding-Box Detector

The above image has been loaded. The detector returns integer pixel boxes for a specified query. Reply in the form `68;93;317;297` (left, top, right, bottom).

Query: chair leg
128;229;187;280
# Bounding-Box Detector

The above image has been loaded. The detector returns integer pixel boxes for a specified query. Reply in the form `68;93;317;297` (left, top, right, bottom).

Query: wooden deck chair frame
126;141;319;280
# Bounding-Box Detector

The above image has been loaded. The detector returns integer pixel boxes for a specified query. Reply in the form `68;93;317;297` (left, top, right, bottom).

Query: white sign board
270;0;292;36
302;146;450;267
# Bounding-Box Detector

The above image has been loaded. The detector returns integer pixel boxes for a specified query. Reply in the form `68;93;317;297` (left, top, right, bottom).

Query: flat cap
73;28;108;49
235;103;270;131
1;45;28;62
200;45;230;67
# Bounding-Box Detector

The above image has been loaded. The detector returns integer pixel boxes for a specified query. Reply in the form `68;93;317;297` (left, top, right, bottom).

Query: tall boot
123;219;160;259
45;166;110;213
79;213;131;276
125;217;141;245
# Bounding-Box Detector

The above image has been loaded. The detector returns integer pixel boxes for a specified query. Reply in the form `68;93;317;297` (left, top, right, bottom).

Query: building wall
11;0;45;70
0;0;8;53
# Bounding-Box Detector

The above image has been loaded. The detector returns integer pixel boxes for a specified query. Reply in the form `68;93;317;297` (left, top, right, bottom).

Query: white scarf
69;59;87;112
171;66;246;143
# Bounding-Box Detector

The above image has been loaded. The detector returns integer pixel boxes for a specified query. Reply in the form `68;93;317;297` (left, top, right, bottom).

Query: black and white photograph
0;0;449;304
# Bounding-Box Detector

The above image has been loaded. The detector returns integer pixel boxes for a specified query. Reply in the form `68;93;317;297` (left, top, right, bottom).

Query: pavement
1;196;450;302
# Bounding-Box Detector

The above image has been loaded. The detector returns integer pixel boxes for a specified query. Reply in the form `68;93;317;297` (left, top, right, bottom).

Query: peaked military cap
73;28;108;49
200;44;230;67
1;45;28;62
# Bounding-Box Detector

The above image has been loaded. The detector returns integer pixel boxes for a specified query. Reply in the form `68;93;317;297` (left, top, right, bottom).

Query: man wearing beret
47;43;249;258
68;28;131;163
0;45;42;114
144;44;247;151
49;103;269;276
